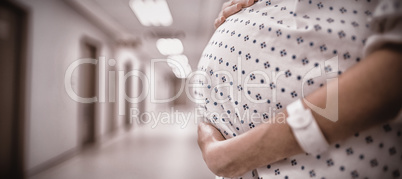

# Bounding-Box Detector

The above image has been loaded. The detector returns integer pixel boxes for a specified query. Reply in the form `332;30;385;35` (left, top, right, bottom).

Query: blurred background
0;0;225;178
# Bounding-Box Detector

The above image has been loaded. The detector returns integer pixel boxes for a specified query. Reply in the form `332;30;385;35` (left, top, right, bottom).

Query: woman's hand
198;120;302;178
197;123;227;175
197;121;300;178
197;122;225;153
215;0;257;28
198;122;250;177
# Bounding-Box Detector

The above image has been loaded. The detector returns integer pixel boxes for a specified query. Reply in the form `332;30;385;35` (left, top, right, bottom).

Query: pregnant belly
194;1;379;178
194;1;362;139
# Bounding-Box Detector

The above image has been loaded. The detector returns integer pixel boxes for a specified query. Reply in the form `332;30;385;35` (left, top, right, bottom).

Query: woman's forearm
313;45;402;143
199;45;402;178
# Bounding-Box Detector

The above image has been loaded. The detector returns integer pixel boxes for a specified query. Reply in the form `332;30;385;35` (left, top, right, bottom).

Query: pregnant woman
195;0;402;178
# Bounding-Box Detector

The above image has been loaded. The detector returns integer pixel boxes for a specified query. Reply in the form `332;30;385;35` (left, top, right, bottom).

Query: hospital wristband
286;99;329;155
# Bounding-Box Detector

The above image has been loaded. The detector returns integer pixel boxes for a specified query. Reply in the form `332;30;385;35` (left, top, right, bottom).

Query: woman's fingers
214;4;242;28
197;122;213;150
221;0;234;10
215;3;240;28
234;0;256;8
214;3;240;28
222;3;242;18
222;0;255;18
222;0;255;10
214;16;225;29
215;0;257;28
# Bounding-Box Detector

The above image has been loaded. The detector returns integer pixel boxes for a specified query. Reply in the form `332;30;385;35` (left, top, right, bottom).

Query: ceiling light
156;38;183;56
129;0;173;26
167;55;192;78
167;55;188;67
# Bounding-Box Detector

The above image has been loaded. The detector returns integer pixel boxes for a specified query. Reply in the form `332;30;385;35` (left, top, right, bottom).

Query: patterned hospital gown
194;0;402;178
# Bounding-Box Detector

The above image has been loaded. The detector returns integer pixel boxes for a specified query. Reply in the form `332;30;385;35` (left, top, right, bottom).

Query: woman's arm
198;44;402;178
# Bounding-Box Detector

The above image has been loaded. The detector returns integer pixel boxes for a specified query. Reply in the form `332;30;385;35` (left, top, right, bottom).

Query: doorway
0;1;28;178
76;39;98;148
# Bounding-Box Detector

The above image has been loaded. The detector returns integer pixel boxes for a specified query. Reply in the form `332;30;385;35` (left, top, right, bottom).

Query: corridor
0;0;223;178
29;116;213;179
2;0;402;178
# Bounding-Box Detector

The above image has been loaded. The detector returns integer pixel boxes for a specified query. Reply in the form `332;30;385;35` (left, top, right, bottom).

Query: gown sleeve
363;0;402;57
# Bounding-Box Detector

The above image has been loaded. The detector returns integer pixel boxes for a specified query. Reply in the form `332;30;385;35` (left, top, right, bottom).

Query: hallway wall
15;0;115;173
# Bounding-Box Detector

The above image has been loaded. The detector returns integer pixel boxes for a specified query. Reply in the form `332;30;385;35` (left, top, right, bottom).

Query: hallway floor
29;121;215;179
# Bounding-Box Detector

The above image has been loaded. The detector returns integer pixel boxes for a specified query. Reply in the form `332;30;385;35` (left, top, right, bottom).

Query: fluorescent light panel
156;38;183;55
129;0;173;26
167;55;192;78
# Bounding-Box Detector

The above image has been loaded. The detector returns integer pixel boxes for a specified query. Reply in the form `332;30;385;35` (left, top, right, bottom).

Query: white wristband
286;99;329;155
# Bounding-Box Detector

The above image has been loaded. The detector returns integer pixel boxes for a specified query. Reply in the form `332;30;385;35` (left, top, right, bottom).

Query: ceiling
68;0;225;67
